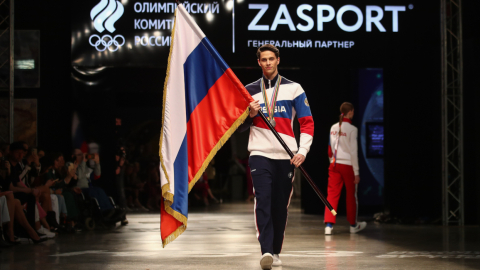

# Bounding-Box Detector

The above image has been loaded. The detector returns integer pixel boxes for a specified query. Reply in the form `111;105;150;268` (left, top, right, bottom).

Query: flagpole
257;111;336;215
172;0;334;215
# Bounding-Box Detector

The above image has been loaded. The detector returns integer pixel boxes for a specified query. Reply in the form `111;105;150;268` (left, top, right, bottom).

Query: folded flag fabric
159;4;254;247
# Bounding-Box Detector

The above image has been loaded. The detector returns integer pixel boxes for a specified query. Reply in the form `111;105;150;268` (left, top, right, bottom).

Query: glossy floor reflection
1;202;479;270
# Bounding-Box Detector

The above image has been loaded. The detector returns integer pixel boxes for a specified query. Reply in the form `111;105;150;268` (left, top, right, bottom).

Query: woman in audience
5;143;39;229
46;153;81;228
3;143;55;239
0;180;46;244
33;155;70;232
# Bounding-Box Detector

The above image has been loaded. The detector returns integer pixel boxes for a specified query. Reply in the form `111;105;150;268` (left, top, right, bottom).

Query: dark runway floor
1;202;479;270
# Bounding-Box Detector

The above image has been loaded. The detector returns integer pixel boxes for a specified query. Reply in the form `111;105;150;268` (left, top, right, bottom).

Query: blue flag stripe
183;37;229;123
171;134;189;217
201;38;229;72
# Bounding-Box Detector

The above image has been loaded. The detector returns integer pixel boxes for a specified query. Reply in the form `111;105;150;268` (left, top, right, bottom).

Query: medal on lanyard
261;76;282;128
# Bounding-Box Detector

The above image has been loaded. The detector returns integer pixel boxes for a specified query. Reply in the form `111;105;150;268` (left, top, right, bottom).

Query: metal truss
0;0;13;143
441;0;464;225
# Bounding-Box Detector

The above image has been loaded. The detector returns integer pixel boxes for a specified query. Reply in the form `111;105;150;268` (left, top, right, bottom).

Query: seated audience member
32;175;60;233
14;143;57;235
32;155;69;232
46;153;81;228
72;149;123;220
5;142;38;229
0;173;46;244
18;142;41;188
7;144;55;237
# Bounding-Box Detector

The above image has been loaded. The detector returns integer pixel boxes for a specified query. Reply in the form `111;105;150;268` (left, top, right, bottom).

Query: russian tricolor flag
159;4;253;247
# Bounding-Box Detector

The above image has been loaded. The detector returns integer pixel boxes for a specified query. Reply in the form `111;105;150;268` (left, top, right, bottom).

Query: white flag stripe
160;6;204;195
177;4;206;40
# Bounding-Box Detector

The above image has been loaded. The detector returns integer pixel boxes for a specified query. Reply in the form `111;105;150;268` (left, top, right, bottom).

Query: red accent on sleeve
298;116;314;136
328;145;333;158
94;174;101;180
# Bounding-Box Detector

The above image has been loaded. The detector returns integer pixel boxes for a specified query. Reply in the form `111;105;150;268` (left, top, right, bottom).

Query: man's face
11;149;24;162
257;51;280;78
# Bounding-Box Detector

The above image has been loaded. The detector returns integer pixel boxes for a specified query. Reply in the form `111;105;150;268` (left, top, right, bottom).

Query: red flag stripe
160;199;183;242
186;69;250;182
224;68;255;104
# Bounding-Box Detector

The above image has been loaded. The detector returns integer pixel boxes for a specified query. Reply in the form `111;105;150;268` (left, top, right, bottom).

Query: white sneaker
325;226;333;235
37;227;56;239
350;221;367;233
260;253;273;269
272;254;282;266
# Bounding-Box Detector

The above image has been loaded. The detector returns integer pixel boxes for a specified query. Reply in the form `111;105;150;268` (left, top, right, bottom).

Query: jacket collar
262;73;280;88
342;118;352;124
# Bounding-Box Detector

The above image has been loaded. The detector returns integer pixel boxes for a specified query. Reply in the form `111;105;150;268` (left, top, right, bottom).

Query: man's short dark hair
256;44;280;59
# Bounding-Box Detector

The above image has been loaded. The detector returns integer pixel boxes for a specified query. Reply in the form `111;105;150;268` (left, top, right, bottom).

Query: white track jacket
328;118;359;175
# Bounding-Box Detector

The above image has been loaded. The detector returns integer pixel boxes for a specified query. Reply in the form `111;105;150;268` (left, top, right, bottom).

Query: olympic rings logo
89;34;125;52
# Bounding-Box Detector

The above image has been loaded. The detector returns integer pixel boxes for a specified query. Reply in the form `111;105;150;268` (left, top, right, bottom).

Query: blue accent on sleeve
293;92;312;118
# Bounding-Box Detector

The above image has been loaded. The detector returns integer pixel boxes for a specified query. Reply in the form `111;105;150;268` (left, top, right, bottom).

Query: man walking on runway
239;44;314;269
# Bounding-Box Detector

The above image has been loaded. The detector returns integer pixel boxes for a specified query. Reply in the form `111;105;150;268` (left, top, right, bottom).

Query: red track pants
324;163;357;226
